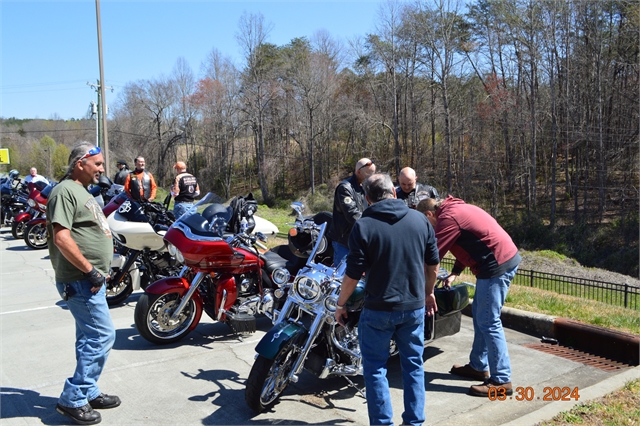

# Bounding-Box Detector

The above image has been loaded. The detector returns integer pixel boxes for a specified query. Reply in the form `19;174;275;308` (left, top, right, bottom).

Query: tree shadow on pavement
0;387;66;425
183;368;356;425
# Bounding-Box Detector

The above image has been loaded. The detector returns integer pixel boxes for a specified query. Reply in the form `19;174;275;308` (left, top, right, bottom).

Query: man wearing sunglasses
47;142;120;425
327;157;376;265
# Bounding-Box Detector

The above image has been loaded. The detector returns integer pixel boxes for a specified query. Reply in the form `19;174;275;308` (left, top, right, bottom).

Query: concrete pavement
1;227;639;425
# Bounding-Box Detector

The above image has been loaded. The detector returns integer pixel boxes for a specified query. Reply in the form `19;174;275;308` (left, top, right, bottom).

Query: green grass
539;379;640;425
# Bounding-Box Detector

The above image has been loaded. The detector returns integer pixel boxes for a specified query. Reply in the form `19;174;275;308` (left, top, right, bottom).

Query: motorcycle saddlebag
424;311;463;341
435;283;469;316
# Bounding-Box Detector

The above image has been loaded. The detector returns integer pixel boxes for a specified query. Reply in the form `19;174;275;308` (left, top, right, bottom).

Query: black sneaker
88;393;121;409
56;403;101;425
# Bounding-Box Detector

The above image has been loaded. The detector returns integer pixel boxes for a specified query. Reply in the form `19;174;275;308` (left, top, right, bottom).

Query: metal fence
440;258;639;310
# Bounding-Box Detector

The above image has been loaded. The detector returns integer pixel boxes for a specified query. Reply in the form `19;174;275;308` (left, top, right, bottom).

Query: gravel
519;250;640;287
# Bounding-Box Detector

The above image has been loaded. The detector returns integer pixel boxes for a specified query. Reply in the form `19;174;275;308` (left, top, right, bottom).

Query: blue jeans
359;307;426;426
332;241;350;267
469;266;519;384
55;280;116;408
173;202;195;219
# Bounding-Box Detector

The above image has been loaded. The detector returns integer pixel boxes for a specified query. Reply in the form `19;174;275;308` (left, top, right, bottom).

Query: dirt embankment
519;250;640;288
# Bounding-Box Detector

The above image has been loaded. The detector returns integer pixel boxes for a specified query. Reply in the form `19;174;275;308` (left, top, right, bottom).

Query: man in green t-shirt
47;142;120;425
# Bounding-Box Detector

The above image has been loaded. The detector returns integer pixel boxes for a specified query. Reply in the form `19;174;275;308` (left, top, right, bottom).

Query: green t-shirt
46;179;113;283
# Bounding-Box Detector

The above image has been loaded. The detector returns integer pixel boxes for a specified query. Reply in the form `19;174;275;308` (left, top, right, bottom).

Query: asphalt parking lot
1;227;639;425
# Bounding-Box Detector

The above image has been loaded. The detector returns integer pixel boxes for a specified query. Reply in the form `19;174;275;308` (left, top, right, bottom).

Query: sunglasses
357;160;374;172
79;146;102;161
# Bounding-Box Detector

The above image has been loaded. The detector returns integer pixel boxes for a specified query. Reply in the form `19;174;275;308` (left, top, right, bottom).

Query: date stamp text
489;386;580;401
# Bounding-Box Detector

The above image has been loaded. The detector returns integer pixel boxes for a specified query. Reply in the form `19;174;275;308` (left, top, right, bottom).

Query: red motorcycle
134;193;289;345
22;182;57;249
11;180;48;239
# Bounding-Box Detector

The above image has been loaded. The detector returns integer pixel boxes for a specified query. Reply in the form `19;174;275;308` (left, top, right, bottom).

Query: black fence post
624;284;629;309
530;270;534;288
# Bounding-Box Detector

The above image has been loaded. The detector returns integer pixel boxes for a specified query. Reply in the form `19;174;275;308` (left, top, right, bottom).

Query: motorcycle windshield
173;192;230;237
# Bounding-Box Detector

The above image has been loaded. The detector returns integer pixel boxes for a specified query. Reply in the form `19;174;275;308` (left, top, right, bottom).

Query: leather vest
174;173;198;203
129;171;152;200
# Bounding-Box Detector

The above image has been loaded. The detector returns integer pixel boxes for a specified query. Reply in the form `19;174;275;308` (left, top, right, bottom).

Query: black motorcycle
0;173;29;230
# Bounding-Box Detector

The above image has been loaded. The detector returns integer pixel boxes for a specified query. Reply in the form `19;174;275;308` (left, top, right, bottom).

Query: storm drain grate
523;343;633;372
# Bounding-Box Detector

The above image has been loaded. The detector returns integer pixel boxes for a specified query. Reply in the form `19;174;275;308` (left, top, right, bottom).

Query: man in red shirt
123;157;157;202
418;195;521;397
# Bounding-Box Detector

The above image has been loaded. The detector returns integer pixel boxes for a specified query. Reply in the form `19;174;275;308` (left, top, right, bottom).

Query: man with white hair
327;158;376;265
23;167;49;186
171;161;200;218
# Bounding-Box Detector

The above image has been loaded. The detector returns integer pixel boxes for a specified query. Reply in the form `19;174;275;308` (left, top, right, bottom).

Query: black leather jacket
327;174;366;246
396;183;440;208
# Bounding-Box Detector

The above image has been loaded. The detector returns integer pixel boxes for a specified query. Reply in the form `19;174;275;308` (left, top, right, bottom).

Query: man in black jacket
335;173;440;426
396;167;439;208
327;158;376;265
113;160;129;185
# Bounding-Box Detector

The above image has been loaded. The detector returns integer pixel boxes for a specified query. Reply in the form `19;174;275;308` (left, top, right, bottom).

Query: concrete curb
462;301;640;366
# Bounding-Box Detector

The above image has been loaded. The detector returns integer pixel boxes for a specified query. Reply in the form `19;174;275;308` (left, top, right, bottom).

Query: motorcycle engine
235;273;258;294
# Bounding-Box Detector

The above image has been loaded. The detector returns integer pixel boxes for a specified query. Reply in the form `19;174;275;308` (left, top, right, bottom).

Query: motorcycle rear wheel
24;222;48;250
106;272;133;306
11;219;27;239
134;292;197;344
245;340;297;412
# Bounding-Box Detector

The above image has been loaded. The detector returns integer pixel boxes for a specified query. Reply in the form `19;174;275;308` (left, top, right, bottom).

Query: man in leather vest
327;157;376;265
171;161;200;219
124;157;157;202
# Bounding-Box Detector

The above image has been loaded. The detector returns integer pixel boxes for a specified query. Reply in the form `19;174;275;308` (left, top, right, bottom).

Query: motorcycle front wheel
245;340;298;412
24;222;48;249
134;292;198;344
11;219;27;239
106;271;133;306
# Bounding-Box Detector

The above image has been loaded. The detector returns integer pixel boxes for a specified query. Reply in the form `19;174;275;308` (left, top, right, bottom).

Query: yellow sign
0;148;9;165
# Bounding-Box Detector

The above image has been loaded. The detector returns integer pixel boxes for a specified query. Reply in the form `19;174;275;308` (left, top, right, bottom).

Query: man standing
124;156;157;202
23;167;49;186
335;173;440;426
171;161;200;218
396;167;439;208
327;158;376;265
417;196;521;397
47;142;120;425
113;160;129;185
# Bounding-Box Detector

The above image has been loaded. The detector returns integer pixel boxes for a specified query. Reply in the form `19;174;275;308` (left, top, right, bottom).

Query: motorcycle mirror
163;193;172;210
98;175;112;189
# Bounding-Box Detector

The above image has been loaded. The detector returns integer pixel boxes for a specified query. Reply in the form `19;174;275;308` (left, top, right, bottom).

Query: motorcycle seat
261;246;307;275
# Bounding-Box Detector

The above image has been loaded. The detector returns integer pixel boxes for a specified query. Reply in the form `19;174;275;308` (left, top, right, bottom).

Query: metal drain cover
524;343;633;372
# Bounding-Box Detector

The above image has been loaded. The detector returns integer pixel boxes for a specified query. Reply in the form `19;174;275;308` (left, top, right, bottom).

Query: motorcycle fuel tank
107;211;166;251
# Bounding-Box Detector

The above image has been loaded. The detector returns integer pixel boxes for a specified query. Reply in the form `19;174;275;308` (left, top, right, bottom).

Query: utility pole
95;0;110;176
87;81;112;147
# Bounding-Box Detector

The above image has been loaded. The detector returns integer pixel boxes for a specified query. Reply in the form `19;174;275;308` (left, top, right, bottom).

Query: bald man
396;167;439;209
327;158;376;265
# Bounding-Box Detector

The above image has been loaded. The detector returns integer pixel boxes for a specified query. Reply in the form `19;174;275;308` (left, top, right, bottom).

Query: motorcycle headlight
167;242;177;256
324;295;338;312
28;199;36;208
175;248;184;264
293;275;321;302
271;268;290;286
38;202;47;211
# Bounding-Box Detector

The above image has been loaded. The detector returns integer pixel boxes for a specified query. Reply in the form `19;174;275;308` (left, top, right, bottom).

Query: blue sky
1;0;387;121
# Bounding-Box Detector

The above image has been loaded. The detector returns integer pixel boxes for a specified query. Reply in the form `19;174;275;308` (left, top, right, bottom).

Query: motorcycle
1;172;29;229
22;181;57;249
11;180;48;239
134;192;293;344
105;192;179;306
244;222;470;412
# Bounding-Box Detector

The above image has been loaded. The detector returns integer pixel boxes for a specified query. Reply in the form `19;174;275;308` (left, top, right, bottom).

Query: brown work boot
469;380;513;397
450;364;490;380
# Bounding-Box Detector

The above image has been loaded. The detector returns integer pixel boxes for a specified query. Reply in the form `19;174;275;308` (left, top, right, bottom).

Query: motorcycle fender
26;217;46;227
144;276;192;296
111;254;141;291
14;212;32;223
255;321;306;360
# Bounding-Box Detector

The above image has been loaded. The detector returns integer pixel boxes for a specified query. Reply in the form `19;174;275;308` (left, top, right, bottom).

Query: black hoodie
346;198;440;311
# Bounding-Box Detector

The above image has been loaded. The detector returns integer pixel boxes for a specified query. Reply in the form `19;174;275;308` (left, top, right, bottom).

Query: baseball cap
116;159;127;165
